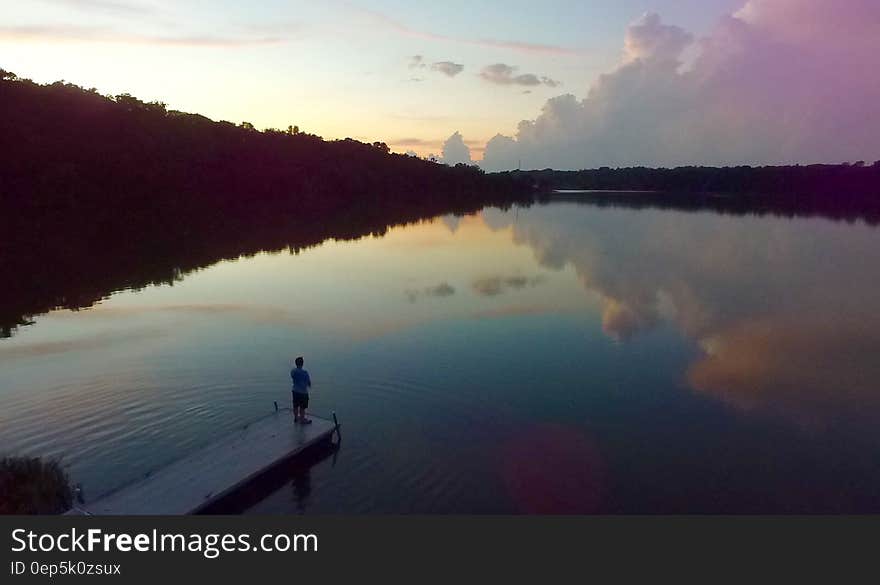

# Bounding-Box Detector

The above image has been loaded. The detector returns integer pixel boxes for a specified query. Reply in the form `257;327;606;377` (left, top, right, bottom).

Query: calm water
3;198;880;513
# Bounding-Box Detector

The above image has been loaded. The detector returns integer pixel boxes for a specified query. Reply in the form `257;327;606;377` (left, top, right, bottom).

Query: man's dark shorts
292;391;309;409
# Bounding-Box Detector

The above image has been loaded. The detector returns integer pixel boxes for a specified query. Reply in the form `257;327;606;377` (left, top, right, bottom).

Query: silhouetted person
291;356;312;424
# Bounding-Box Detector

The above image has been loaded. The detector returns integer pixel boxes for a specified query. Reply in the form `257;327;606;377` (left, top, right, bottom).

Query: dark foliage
3;70;880;338
0;72;532;337
0;456;74;514
540;190;880;225
519;164;880;195
0;71;529;217
511;165;880;223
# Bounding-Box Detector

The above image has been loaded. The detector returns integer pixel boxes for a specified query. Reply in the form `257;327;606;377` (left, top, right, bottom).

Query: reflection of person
290;356;312;424
292;468;311;514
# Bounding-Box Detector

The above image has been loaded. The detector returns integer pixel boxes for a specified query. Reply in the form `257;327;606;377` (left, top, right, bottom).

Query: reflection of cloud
472;275;545;297
479;207;517;232
0;328;165;361
601;299;658;342
480;202;880;427
688;316;880;428
440;214;462;233
471;305;548;320
405;282;456;303
428;282;455;297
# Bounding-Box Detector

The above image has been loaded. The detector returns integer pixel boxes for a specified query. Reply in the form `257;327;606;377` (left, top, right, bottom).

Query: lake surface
3;197;880;513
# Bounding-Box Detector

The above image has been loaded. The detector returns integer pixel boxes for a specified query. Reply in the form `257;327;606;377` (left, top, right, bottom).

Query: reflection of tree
539;189;880;225
0;192;527;338
0;75;532;337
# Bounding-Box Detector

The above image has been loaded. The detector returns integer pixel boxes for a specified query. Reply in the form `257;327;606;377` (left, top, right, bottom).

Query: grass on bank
0;456;73;514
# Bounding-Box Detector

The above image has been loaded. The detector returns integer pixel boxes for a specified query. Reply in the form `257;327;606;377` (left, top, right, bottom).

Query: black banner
1;516;874;582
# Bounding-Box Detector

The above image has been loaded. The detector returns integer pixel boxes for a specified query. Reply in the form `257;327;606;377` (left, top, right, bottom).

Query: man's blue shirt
291;367;311;394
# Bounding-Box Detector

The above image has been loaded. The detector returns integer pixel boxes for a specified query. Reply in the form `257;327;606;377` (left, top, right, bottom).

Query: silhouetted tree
0;72;533;336
516;165;880;201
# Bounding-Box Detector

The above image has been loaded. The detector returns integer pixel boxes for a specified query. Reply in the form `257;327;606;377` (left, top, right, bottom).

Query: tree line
0;70;534;337
3;69;880;336
0;69;530;221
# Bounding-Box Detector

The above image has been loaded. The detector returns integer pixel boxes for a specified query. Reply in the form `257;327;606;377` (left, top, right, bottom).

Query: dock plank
78;411;336;515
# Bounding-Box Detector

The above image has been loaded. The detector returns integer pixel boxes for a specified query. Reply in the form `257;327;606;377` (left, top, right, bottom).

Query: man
290;356;312;424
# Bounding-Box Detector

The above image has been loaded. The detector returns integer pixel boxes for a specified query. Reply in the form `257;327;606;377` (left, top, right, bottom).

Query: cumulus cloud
480;2;880;170
623;12;692;63
408;55;464;77
734;0;880;46
479;63;560;88
441;131;472;165
481;134;521;171
430;61;464;77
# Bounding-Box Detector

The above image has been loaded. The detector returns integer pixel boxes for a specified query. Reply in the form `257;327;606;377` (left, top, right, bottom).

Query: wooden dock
68;409;339;515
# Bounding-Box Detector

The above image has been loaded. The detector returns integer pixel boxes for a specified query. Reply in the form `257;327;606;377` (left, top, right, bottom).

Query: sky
2;0;877;169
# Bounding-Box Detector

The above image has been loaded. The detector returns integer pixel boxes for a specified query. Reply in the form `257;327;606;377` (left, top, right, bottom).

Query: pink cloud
481;1;880;170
